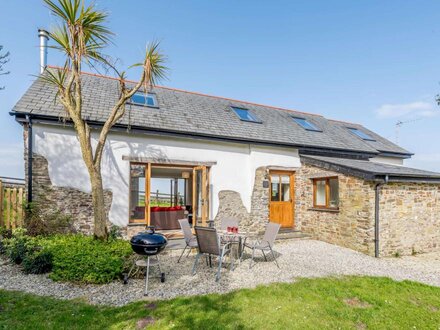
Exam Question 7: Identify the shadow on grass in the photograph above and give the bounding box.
[1,276,440,330]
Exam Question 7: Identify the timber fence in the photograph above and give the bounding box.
[0,177,26,229]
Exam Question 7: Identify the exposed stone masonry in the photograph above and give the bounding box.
[214,167,269,236]
[295,162,440,257]
[295,163,376,255]
[379,183,440,256]
[28,154,113,234]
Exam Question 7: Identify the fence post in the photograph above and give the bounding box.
[11,188,17,229]
[4,188,10,229]
[17,187,24,227]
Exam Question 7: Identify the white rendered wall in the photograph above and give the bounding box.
[33,124,300,226]
[370,156,405,166]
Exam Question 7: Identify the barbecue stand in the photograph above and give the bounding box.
[125,227,168,296]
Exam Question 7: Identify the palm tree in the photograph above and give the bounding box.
[41,0,167,239]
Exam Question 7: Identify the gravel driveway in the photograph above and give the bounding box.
[1,239,439,306]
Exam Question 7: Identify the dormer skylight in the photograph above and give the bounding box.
[348,128,375,141]
[231,106,262,123]
[130,92,158,107]
[291,116,321,131]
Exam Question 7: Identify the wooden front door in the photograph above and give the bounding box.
[269,171,294,228]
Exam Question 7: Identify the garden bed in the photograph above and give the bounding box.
[0,228,133,284]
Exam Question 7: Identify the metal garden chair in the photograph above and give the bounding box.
[240,222,281,269]
[177,219,198,263]
[192,226,233,281]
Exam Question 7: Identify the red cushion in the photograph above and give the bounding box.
[151,207,160,212]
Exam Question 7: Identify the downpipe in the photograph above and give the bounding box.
[26,115,33,204]
[374,175,389,258]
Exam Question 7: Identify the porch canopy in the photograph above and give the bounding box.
[301,155,440,183]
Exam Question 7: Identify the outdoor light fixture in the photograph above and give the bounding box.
[182,171,190,179]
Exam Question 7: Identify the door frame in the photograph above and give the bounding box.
[268,170,295,228]
[128,162,210,228]
[192,165,210,227]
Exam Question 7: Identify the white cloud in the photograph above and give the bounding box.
[376,101,438,118]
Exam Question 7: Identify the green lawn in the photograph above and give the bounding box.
[0,277,439,329]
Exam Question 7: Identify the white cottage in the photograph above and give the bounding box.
[10,68,440,257]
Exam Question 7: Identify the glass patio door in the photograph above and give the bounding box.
[192,166,209,226]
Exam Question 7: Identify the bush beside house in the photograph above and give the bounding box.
[0,228,133,284]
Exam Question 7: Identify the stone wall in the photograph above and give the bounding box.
[295,163,376,255]
[295,162,440,257]
[29,153,113,234]
[24,125,112,234]
[379,183,440,256]
[214,167,269,235]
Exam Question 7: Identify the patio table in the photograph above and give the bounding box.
[218,230,247,265]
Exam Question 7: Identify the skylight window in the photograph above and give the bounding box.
[348,128,375,141]
[291,117,321,131]
[231,107,261,123]
[130,92,158,107]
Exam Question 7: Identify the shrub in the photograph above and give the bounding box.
[0,227,13,239]
[24,198,75,237]
[22,249,53,274]
[2,228,37,264]
[0,228,13,254]
[39,235,133,284]
[109,225,123,240]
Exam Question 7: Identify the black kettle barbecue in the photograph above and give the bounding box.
[124,226,168,295]
[130,226,168,255]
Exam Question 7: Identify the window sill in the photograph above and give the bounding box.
[128,222,147,227]
[308,207,340,213]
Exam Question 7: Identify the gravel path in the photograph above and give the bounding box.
[1,239,439,306]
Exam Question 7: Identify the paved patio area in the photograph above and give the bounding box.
[1,239,439,306]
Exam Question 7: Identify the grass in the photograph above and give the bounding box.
[0,276,439,329]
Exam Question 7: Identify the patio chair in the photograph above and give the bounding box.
[240,222,281,269]
[192,226,233,281]
[177,219,198,263]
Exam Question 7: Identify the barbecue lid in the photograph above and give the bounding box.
[130,226,168,246]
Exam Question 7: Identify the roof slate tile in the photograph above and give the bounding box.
[11,72,411,156]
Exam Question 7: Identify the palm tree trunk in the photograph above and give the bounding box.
[89,169,108,240]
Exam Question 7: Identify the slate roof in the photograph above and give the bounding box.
[301,155,440,181]
[11,69,411,156]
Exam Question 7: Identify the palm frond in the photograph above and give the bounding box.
[37,66,68,90]
[129,41,168,94]
[44,0,113,67]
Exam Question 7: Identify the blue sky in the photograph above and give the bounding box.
[1,0,440,179]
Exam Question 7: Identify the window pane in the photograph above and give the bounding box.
[281,175,290,201]
[232,107,260,122]
[348,128,375,141]
[271,175,280,201]
[129,164,146,220]
[131,92,157,107]
[315,180,326,206]
[292,117,320,131]
[329,178,339,208]
[196,170,202,218]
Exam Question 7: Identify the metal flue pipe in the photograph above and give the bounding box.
[38,29,49,74]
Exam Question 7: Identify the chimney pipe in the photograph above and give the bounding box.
[38,29,49,74]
